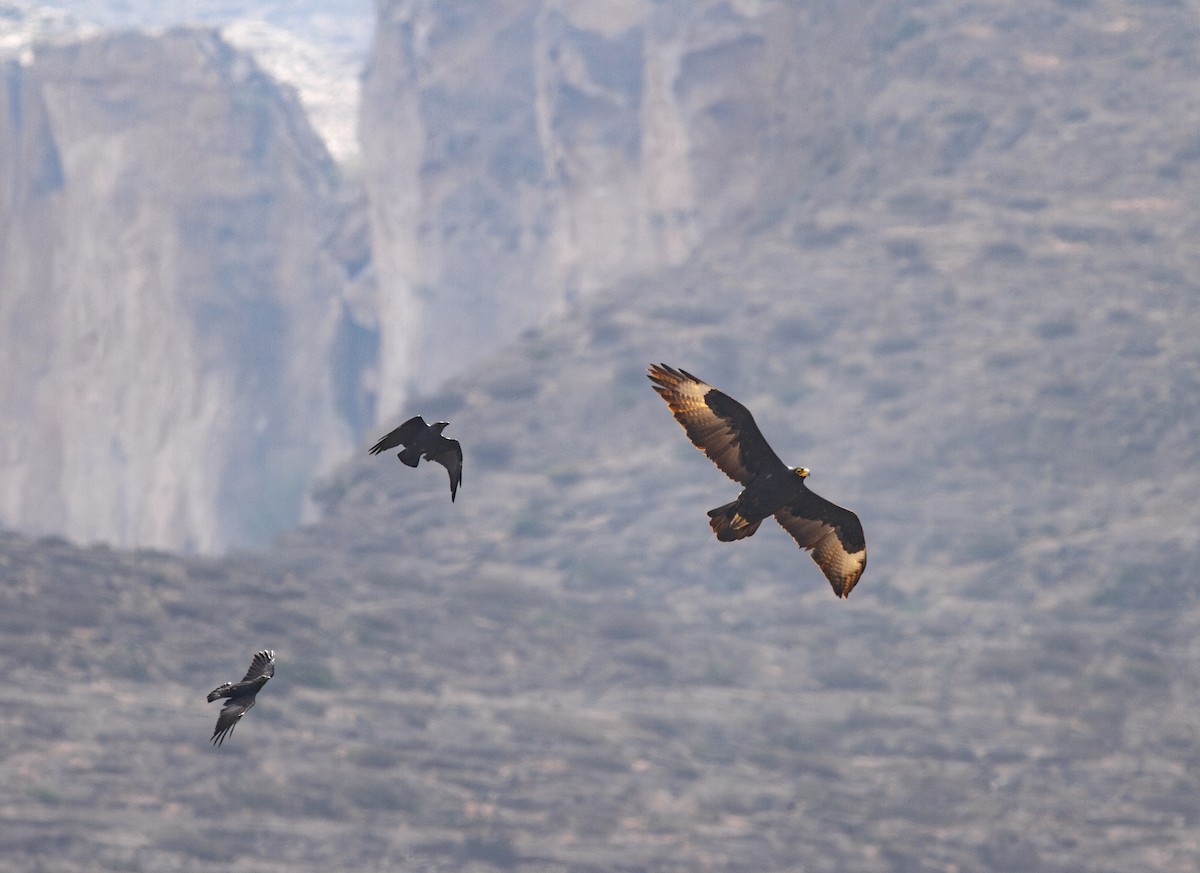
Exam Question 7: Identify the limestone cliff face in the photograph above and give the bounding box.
[0,28,366,552]
[359,0,869,408]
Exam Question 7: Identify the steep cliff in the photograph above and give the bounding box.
[359,0,876,409]
[0,28,369,552]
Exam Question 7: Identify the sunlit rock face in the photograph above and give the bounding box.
[0,28,363,552]
[359,0,863,410]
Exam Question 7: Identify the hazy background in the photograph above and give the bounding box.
[1,1,1199,871]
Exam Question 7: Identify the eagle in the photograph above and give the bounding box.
[369,415,463,502]
[207,650,275,747]
[647,364,866,598]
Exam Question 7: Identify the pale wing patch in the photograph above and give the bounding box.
[648,364,754,483]
[773,510,867,598]
[810,531,867,599]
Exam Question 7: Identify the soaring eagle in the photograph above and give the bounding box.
[647,364,866,598]
[369,415,463,502]
[207,650,275,747]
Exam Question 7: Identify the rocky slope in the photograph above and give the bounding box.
[358,0,880,409]
[0,28,369,551]
[1,23,1200,869]
[0,220,1196,872]
[2,4,1200,869]
[6,0,1198,560]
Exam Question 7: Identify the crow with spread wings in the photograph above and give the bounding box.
[207,650,275,747]
[647,364,866,598]
[369,415,463,502]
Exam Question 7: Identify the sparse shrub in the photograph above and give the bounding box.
[485,372,539,400]
[559,552,629,589]
[769,315,822,345]
[1034,317,1078,340]
[881,16,928,51]
[510,509,549,538]
[158,828,243,864]
[597,612,659,641]
[939,111,989,164]
[461,832,518,868]
[1092,560,1190,609]
[26,786,61,806]
[873,335,919,356]
[980,241,1027,264]
[546,462,582,487]
[885,237,923,260]
[651,301,720,326]
[347,746,400,769]
[866,379,905,402]
[288,660,337,689]
[792,220,859,248]
[956,531,1017,563]
[344,777,420,813]
[472,439,513,469]
[353,611,400,646]
[1051,223,1112,244]
[887,189,952,221]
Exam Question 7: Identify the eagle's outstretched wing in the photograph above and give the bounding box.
[774,492,867,598]
[647,364,786,485]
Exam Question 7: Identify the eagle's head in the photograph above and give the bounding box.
[793,467,810,480]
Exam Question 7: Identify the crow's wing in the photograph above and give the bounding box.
[239,650,275,683]
[368,416,428,455]
[647,364,787,485]
[211,695,257,747]
[427,438,463,502]
[207,681,235,702]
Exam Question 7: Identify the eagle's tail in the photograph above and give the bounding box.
[397,446,422,467]
[707,501,762,541]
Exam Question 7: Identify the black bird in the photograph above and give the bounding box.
[207,650,275,747]
[647,364,866,598]
[369,415,463,502]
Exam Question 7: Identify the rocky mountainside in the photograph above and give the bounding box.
[12,0,374,162]
[2,3,1200,867]
[5,0,1198,557]
[358,0,876,409]
[0,236,1196,871]
[0,27,372,551]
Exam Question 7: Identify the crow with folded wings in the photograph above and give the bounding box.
[647,364,866,598]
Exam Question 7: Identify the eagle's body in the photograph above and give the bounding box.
[369,415,463,501]
[706,465,807,540]
[207,650,275,747]
[647,364,866,598]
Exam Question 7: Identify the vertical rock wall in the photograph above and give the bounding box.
[359,0,874,406]
[0,29,360,551]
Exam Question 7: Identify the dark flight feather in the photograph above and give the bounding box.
[648,364,866,598]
